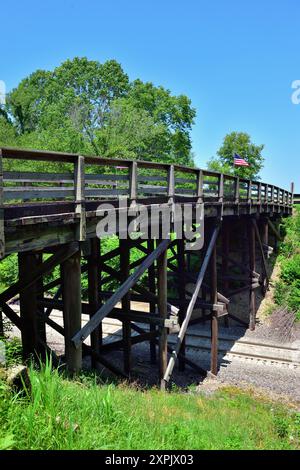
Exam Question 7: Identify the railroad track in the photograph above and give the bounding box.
[8,307,300,370]
[100,318,300,369]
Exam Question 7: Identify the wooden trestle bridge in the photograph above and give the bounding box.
[0,147,294,388]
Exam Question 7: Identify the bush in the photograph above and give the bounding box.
[274,207,300,320]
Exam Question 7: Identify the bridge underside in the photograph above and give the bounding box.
[0,206,286,388]
[0,147,293,388]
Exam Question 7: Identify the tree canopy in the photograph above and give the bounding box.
[207,132,264,180]
[0,57,196,165]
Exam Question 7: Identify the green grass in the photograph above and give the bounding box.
[0,360,299,450]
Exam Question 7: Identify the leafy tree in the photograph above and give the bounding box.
[3,57,195,166]
[95,99,170,161]
[7,70,52,133]
[0,117,16,146]
[127,80,195,164]
[207,132,264,179]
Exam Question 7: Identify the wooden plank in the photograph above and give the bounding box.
[4,171,74,183]
[157,238,168,390]
[18,252,40,359]
[61,247,82,374]
[72,237,172,349]
[196,169,204,204]
[221,220,229,328]
[1,146,76,163]
[249,220,256,331]
[177,235,186,371]
[87,238,101,367]
[137,175,167,182]
[210,238,218,375]
[4,188,75,201]
[74,155,86,241]
[148,238,157,364]
[167,165,175,205]
[120,238,131,374]
[129,161,137,204]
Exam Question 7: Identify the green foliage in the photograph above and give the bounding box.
[0,254,18,293]
[274,207,300,320]
[0,363,299,450]
[2,57,195,165]
[207,131,264,179]
[0,337,22,366]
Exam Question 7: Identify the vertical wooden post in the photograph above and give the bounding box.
[36,253,47,354]
[74,155,86,241]
[177,235,186,371]
[258,182,262,211]
[167,165,175,222]
[247,180,252,211]
[218,174,224,203]
[210,227,218,376]
[157,238,168,390]
[0,149,4,259]
[221,220,229,327]
[290,182,294,205]
[261,217,269,257]
[129,161,137,207]
[18,252,40,359]
[148,238,157,364]
[234,177,240,204]
[196,169,204,204]
[87,238,101,367]
[61,247,82,374]
[120,238,131,375]
[249,220,256,331]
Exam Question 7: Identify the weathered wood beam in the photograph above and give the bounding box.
[249,220,256,331]
[87,238,101,367]
[157,238,168,390]
[18,252,40,359]
[210,236,218,375]
[74,155,86,241]
[61,248,82,374]
[120,238,131,375]
[177,235,186,371]
[148,238,157,364]
[72,237,172,349]
[0,242,79,304]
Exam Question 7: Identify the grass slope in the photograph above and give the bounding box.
[0,361,299,450]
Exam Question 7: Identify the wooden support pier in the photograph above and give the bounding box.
[0,147,294,388]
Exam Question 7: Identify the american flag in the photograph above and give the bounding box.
[234,153,249,166]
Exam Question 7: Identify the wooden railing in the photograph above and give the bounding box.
[0,147,294,208]
[294,194,300,204]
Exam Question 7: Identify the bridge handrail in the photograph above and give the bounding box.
[0,147,294,207]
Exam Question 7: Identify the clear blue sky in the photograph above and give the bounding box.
[1,0,299,190]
